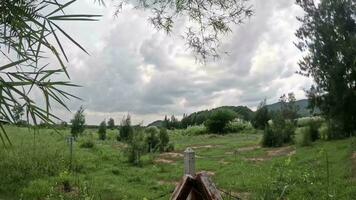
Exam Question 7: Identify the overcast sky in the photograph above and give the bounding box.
[49,0,313,125]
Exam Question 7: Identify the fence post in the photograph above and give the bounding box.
[184,147,195,176]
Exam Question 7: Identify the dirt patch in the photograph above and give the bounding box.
[237,145,261,153]
[231,192,251,200]
[192,145,215,149]
[199,170,215,176]
[219,159,230,165]
[111,143,127,149]
[154,158,174,164]
[154,152,184,164]
[160,152,183,159]
[225,145,260,155]
[243,157,267,162]
[267,146,295,157]
[244,146,296,163]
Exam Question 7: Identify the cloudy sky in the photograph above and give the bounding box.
[50,0,313,125]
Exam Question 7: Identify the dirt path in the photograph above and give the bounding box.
[154,152,183,164]
[243,146,296,163]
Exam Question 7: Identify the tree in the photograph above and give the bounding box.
[204,109,236,134]
[108,118,115,130]
[119,114,133,141]
[158,128,170,152]
[0,0,100,145]
[125,129,147,166]
[98,120,107,140]
[145,126,160,152]
[296,0,356,137]
[70,107,86,138]
[279,93,299,123]
[252,99,270,129]
[163,115,170,129]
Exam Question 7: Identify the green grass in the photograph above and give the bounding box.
[0,126,355,199]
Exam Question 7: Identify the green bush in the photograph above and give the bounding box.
[307,119,322,141]
[319,123,329,140]
[166,142,175,152]
[299,127,312,146]
[158,128,170,152]
[145,126,160,152]
[80,139,95,149]
[204,109,236,134]
[262,126,282,147]
[327,120,348,140]
[225,119,253,133]
[262,113,296,147]
[119,115,133,141]
[184,125,207,135]
[252,99,270,129]
[98,120,107,140]
[125,130,147,166]
[70,106,86,138]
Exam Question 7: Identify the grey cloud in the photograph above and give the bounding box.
[51,0,312,124]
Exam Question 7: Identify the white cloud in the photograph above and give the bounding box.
[46,0,313,125]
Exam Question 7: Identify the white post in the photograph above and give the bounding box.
[184,147,195,176]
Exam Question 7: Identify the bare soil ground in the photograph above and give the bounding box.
[244,146,296,163]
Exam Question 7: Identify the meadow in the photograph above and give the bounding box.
[0,125,355,200]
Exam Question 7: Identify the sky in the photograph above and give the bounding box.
[46,0,314,125]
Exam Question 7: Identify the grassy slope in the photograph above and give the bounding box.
[0,126,355,199]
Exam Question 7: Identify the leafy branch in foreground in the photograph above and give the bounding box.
[0,0,101,145]
[111,0,253,61]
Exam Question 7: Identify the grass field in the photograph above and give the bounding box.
[0,126,355,199]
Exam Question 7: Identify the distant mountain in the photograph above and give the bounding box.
[147,99,318,127]
[265,99,319,117]
[147,120,164,127]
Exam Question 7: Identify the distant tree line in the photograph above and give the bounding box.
[156,106,254,130]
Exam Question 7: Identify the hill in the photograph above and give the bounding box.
[265,99,318,117]
[147,120,164,127]
[170,106,254,128]
[147,99,318,127]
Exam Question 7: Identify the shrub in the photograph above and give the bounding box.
[70,106,85,138]
[262,113,296,147]
[166,142,175,152]
[98,120,107,140]
[158,128,170,152]
[145,126,160,152]
[108,118,115,130]
[262,126,282,147]
[119,114,133,141]
[80,139,95,149]
[299,127,312,146]
[184,125,207,135]
[125,130,147,165]
[204,109,236,134]
[308,119,322,141]
[225,119,253,133]
[319,123,329,140]
[252,99,270,129]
